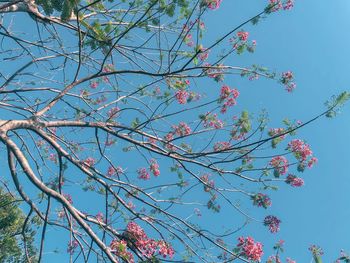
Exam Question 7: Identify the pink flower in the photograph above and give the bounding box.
[286,174,304,187]
[175,90,189,104]
[264,215,281,233]
[252,193,272,209]
[107,166,116,176]
[173,122,192,136]
[269,156,289,176]
[206,0,222,10]
[237,31,249,41]
[283,0,294,10]
[158,240,175,258]
[150,159,160,177]
[219,85,240,113]
[213,141,231,151]
[237,236,263,261]
[308,157,318,168]
[286,258,296,263]
[287,139,313,162]
[90,81,99,89]
[83,157,95,167]
[138,168,150,180]
[125,222,174,259]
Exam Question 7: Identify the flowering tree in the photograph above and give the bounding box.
[0,0,348,262]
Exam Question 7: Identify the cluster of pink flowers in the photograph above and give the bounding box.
[125,222,174,259]
[237,31,249,41]
[110,239,134,263]
[230,31,256,54]
[269,0,294,12]
[138,160,160,180]
[286,258,297,263]
[237,236,263,262]
[219,85,240,113]
[307,157,318,168]
[252,193,272,209]
[285,174,304,187]
[137,168,150,180]
[213,141,231,151]
[287,139,317,169]
[175,90,189,104]
[172,122,192,136]
[269,156,289,176]
[107,166,123,177]
[264,215,281,233]
[83,157,95,167]
[200,174,215,192]
[206,0,222,10]
[102,64,114,73]
[150,159,160,176]
[280,71,296,92]
[90,81,99,89]
[201,112,224,129]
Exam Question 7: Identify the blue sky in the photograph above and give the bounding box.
[201,0,350,261]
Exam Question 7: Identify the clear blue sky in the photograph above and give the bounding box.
[202,0,350,261]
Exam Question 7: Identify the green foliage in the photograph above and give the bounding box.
[325,91,350,118]
[0,188,37,262]
[35,0,80,21]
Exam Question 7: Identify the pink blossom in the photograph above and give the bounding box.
[90,81,99,89]
[308,157,318,168]
[173,122,192,136]
[287,139,313,161]
[252,193,272,209]
[264,215,281,233]
[237,31,249,41]
[138,168,150,180]
[158,240,175,258]
[150,159,160,177]
[286,174,304,187]
[237,236,263,261]
[213,141,231,151]
[83,157,95,167]
[269,156,289,176]
[286,258,296,263]
[206,0,222,10]
[175,90,189,104]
